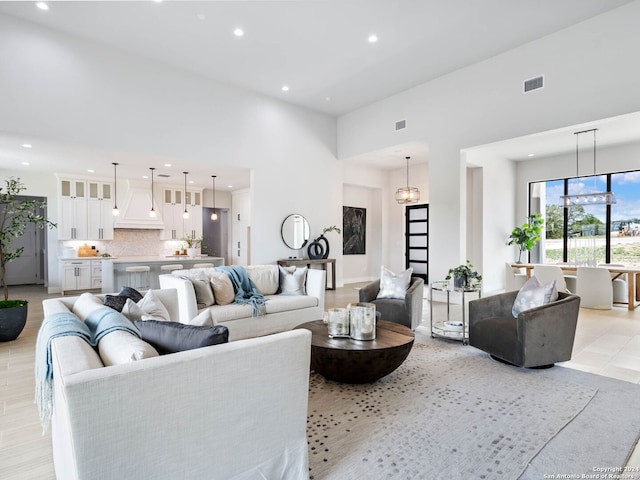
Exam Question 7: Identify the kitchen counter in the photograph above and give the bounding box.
[101,256,225,293]
[107,255,218,263]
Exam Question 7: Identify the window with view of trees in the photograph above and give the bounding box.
[530,170,640,267]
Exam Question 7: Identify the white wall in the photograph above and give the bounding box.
[337,1,640,286]
[0,13,340,290]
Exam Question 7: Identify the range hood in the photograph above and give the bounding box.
[114,183,165,230]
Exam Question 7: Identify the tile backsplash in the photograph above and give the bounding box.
[60,229,186,258]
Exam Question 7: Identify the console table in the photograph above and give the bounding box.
[277,258,336,290]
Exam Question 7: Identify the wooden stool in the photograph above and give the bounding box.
[124,265,151,290]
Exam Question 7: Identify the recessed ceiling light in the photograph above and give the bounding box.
[527,153,535,157]
[227,185,233,188]
[153,0,163,3]
[21,143,32,148]
[234,28,244,37]
[21,161,30,166]
[36,2,49,11]
[368,34,378,43]
[189,180,194,184]
[282,86,289,92]
[325,96,331,102]
[142,175,149,179]
[87,169,95,173]
[164,163,172,167]
[196,13,206,21]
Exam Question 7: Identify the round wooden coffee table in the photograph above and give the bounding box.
[295,319,415,383]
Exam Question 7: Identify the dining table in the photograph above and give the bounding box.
[511,263,640,311]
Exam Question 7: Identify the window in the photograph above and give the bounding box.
[531,169,640,267]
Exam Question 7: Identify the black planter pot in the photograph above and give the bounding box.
[0,303,28,342]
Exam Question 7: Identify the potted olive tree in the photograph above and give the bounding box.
[507,213,544,263]
[0,177,56,341]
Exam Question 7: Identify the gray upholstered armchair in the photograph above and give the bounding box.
[468,291,580,368]
[358,276,424,330]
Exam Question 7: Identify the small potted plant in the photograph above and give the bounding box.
[445,260,482,290]
[507,213,544,263]
[0,177,56,341]
[182,235,204,257]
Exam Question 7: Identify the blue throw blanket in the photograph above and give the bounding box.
[35,307,140,431]
[216,265,267,316]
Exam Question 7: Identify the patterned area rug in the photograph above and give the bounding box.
[306,331,635,480]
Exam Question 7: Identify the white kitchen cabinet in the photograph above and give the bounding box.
[161,188,203,240]
[58,179,88,240]
[184,190,203,240]
[231,189,251,266]
[161,188,185,240]
[60,260,92,295]
[87,181,114,240]
[91,260,103,289]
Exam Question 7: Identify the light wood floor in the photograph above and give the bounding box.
[1,284,638,479]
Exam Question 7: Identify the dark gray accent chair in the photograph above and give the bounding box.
[468,290,581,368]
[358,276,424,330]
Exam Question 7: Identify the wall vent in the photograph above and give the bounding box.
[524,75,544,93]
[395,119,407,131]
[157,174,171,178]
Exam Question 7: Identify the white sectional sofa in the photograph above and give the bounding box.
[41,289,312,480]
[159,265,325,341]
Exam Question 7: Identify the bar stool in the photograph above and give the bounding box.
[160,264,183,273]
[193,263,215,268]
[124,265,151,291]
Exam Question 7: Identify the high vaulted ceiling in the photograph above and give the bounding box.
[0,0,632,117]
[0,1,636,186]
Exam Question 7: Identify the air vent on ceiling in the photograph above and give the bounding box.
[395,119,407,131]
[524,75,544,93]
[157,174,171,178]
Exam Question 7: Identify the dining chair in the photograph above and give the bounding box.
[598,263,628,304]
[504,262,527,291]
[576,267,613,310]
[532,265,567,293]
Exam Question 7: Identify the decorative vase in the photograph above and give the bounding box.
[348,302,376,340]
[327,308,350,338]
[317,234,330,259]
[187,247,200,258]
[307,240,325,260]
[0,303,28,342]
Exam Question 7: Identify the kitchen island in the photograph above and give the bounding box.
[101,256,224,293]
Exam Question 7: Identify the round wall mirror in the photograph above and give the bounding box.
[281,214,310,249]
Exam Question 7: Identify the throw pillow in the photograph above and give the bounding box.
[97,331,159,366]
[376,266,413,300]
[278,266,307,295]
[134,320,229,355]
[190,309,214,327]
[103,294,128,312]
[103,287,145,312]
[245,265,280,295]
[210,270,235,305]
[177,272,215,308]
[119,286,144,303]
[512,276,557,318]
[121,298,145,322]
[137,290,171,322]
[71,292,105,320]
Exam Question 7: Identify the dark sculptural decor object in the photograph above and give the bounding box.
[307,239,325,259]
[316,234,329,259]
